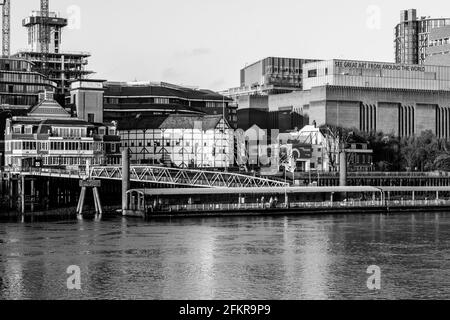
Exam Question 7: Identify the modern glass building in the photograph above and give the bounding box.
[103,81,237,129]
[395,9,450,65]
[0,57,57,166]
[0,57,56,107]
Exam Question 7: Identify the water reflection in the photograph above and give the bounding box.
[1,213,450,300]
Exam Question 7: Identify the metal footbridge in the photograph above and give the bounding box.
[10,166,289,188]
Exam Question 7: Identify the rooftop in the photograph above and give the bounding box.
[104,81,232,102]
[117,114,227,131]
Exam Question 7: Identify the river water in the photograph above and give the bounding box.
[0,212,450,300]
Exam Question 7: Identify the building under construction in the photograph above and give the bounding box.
[0,0,93,107]
[14,8,93,105]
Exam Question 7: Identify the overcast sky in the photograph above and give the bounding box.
[12,0,450,91]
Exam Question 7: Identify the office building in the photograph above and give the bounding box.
[0,57,56,108]
[395,9,450,65]
[269,59,450,139]
[224,57,322,99]
[0,57,57,166]
[103,81,237,128]
[223,57,317,133]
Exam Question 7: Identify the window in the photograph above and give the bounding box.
[154,98,170,104]
[307,69,317,78]
[88,113,95,123]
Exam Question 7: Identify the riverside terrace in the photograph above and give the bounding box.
[124,186,450,218]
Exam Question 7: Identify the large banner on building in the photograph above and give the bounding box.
[289,140,313,160]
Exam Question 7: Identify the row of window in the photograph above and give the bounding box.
[103,97,229,108]
[0,95,38,106]
[429,38,450,47]
[5,141,104,152]
[0,60,31,72]
[0,72,49,83]
[122,139,228,148]
[0,84,51,94]
[126,147,227,155]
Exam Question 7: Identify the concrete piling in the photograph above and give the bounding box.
[339,151,347,187]
[122,149,130,214]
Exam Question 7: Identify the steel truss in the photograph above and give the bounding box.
[90,166,288,188]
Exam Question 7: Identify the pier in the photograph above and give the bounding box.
[124,185,450,218]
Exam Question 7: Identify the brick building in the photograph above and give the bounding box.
[268,59,450,139]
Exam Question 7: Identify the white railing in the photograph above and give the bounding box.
[153,199,450,213]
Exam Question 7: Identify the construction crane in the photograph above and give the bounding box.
[40,0,50,75]
[0,0,10,57]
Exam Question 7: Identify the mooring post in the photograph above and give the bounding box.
[122,149,130,215]
[8,177,13,209]
[30,179,35,213]
[21,175,25,215]
[339,150,347,187]
[46,180,50,210]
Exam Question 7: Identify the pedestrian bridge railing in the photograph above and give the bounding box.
[90,166,289,188]
[4,166,289,188]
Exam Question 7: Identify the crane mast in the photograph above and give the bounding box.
[1,0,10,57]
[40,0,49,75]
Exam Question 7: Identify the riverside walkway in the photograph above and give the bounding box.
[124,186,450,217]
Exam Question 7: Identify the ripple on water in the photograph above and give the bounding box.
[1,213,450,299]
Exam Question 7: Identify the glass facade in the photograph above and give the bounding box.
[0,58,56,107]
[240,57,321,92]
[395,9,450,65]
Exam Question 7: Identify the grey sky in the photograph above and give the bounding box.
[12,0,450,91]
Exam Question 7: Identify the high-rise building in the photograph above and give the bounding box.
[14,10,93,105]
[395,9,450,65]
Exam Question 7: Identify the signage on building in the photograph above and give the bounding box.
[335,60,426,73]
[71,81,104,90]
[79,180,101,188]
[289,141,313,159]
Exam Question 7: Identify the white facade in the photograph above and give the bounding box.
[278,125,336,173]
[119,117,234,168]
[303,59,450,91]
